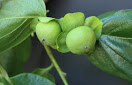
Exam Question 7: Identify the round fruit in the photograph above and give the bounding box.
[36,21,61,46]
[66,26,96,54]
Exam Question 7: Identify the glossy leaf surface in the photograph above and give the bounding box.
[10,73,55,85]
[33,64,55,83]
[0,0,46,53]
[88,9,132,82]
[0,37,31,76]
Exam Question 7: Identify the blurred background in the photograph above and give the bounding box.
[26,0,132,85]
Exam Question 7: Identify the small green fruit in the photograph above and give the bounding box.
[66,26,96,54]
[36,21,61,46]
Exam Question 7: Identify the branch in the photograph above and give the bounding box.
[43,43,69,85]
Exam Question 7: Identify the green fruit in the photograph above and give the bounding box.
[66,26,96,54]
[36,21,61,46]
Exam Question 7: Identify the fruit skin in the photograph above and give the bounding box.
[66,26,96,54]
[36,21,61,46]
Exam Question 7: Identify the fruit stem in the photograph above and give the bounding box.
[43,43,69,85]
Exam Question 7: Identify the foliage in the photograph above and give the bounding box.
[88,10,132,82]
[0,0,132,84]
[0,37,31,76]
[0,0,46,53]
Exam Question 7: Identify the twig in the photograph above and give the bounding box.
[43,43,68,85]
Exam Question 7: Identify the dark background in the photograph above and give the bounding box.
[26,0,132,85]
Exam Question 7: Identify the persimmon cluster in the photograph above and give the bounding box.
[35,12,103,54]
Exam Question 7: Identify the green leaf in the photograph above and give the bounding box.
[51,45,57,50]
[0,0,46,53]
[0,83,4,85]
[102,20,132,38]
[10,73,55,85]
[84,16,103,40]
[98,9,132,24]
[32,64,55,83]
[88,9,132,82]
[97,10,117,20]
[33,64,53,75]
[30,18,39,31]
[0,65,13,85]
[38,17,55,23]
[0,77,13,85]
[0,1,2,8]
[62,12,85,32]
[42,73,55,83]
[56,32,69,53]
[56,17,63,28]
[0,37,31,76]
